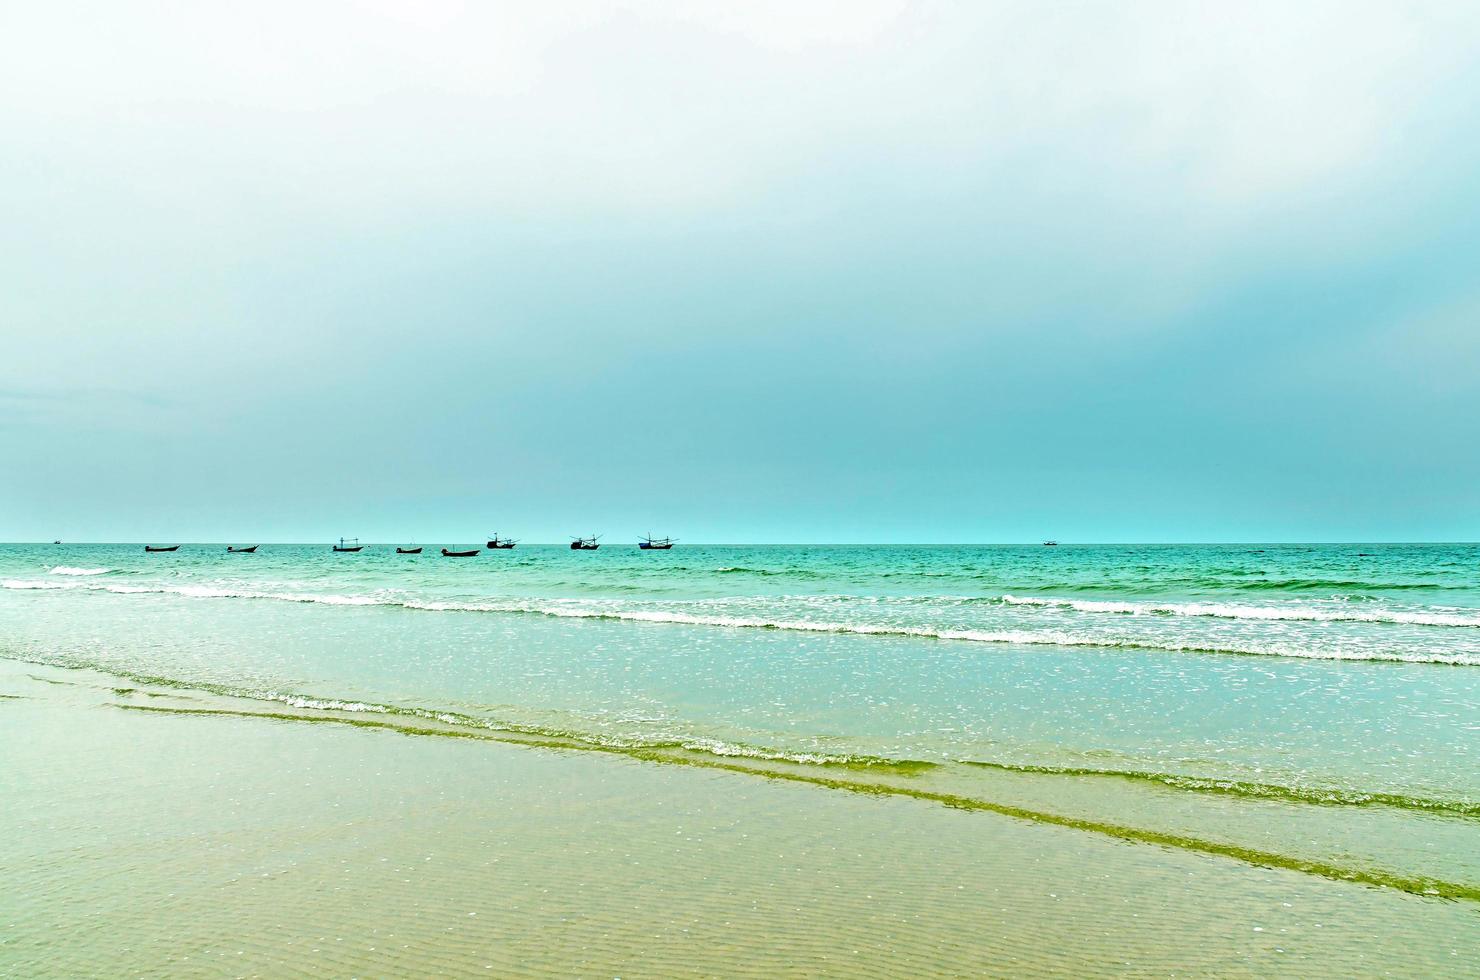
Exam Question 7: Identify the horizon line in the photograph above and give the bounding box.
[6,541,1478,548]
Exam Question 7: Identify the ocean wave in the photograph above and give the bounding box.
[48,566,112,576]
[999,594,1480,628]
[491,605,1479,664]
[263,693,392,714]
[950,576,1464,594]
[1223,578,1461,592]
[3,579,74,589]
[5,577,1478,665]
[712,565,822,578]
[1,579,387,604]
[675,736,862,766]
[19,650,1478,825]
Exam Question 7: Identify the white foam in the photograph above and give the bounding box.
[5,578,1477,665]
[299,593,384,606]
[265,693,390,713]
[1000,594,1480,629]
[482,603,1480,665]
[48,566,111,576]
[678,736,853,765]
[2,579,74,590]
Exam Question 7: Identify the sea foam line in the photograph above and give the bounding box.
[4,578,1478,665]
[999,594,1480,628]
[47,566,112,576]
[13,650,1480,825]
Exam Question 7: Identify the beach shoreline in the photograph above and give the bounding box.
[3,657,1475,977]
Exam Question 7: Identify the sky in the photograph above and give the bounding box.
[3,1,1480,543]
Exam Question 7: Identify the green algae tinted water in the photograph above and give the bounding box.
[2,542,1478,902]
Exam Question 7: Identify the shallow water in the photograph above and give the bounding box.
[2,542,1478,907]
[3,663,1477,977]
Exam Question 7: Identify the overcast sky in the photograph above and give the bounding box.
[3,1,1479,542]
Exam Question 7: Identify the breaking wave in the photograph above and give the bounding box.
[999,595,1480,628]
[4,577,1478,665]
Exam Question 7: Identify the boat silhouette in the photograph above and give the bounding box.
[397,546,422,554]
[639,535,675,550]
[333,537,363,553]
[144,545,180,553]
[570,535,600,550]
[226,545,258,553]
[486,533,517,549]
[441,547,480,557]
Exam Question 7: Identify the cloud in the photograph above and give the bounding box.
[4,1,1475,220]
[3,2,1480,538]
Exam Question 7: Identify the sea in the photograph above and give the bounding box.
[3,541,1478,908]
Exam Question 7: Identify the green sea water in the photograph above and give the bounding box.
[2,542,1478,905]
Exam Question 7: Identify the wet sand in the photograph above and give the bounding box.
[2,660,1475,977]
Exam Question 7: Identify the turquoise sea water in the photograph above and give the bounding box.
[4,542,1478,896]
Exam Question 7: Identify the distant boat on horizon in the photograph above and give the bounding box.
[441,547,480,557]
[397,546,422,554]
[570,535,600,550]
[486,533,517,549]
[639,535,675,550]
[144,545,179,553]
[333,537,363,553]
[1043,540,1059,546]
[226,545,258,553]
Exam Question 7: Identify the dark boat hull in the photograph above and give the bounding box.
[570,544,599,550]
[441,548,480,557]
[486,542,516,549]
[397,547,423,554]
[332,546,363,552]
[227,546,258,553]
[144,546,180,552]
[638,543,673,550]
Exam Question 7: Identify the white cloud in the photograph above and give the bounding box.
[3,0,1475,220]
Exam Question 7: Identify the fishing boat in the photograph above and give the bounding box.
[441,547,480,557]
[397,546,422,554]
[638,535,675,550]
[333,537,363,553]
[144,545,179,552]
[570,535,600,550]
[1042,540,1059,547]
[486,533,517,549]
[226,545,258,553]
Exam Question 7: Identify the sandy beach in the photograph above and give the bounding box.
[4,656,1475,977]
